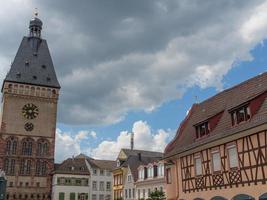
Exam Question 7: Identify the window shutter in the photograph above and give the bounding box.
[70,193,75,200]
[154,165,158,177]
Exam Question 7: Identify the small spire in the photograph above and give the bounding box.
[130,133,134,150]
[29,9,43,38]
[34,8,38,17]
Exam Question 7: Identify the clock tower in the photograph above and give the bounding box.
[0,13,60,199]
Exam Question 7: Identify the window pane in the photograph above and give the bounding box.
[228,147,238,168]
[195,157,202,176]
[212,152,221,172]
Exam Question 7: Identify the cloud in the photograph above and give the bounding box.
[55,129,82,162]
[90,131,97,139]
[91,121,172,160]
[55,129,98,162]
[1,1,267,125]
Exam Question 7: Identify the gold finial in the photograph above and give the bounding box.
[34,8,38,17]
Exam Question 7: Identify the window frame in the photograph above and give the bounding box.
[166,168,172,184]
[194,155,203,177]
[230,104,251,126]
[211,149,222,173]
[227,144,239,170]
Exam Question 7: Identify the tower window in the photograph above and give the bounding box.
[37,140,49,156]
[25,61,29,66]
[36,160,47,176]
[42,65,46,69]
[4,158,15,175]
[33,75,37,80]
[20,159,32,175]
[21,138,33,156]
[6,137,17,155]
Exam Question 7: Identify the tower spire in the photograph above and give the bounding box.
[29,8,42,38]
[130,133,134,150]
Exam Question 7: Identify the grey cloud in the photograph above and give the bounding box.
[0,0,266,125]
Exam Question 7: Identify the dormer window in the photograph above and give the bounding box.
[116,160,120,167]
[195,121,210,139]
[138,167,144,180]
[231,105,251,126]
[147,166,153,178]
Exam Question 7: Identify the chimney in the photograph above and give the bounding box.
[131,133,134,150]
[138,153,141,161]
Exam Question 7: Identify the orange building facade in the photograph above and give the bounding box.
[164,73,267,200]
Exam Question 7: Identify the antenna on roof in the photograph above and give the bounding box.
[194,95,199,103]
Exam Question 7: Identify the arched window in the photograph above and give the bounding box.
[4,158,15,175]
[211,197,227,200]
[232,194,255,200]
[41,88,46,97]
[37,139,49,156]
[259,193,267,200]
[36,160,47,176]
[30,87,35,96]
[36,87,40,96]
[25,86,29,95]
[20,159,32,175]
[8,84,12,93]
[52,89,56,98]
[6,137,17,155]
[21,138,33,156]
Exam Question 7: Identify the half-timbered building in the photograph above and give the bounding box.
[164,72,267,200]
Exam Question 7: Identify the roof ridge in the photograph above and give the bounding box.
[198,71,267,106]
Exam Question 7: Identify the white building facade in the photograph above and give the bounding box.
[135,161,165,200]
[123,167,135,200]
[52,157,91,200]
[86,158,116,200]
[52,155,116,200]
[52,174,90,200]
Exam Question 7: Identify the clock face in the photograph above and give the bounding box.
[24,122,34,131]
[22,103,39,119]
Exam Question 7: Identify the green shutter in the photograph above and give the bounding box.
[59,193,65,200]
[70,193,75,200]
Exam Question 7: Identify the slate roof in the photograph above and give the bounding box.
[87,158,116,170]
[4,36,60,89]
[74,153,116,170]
[122,155,162,182]
[164,72,267,158]
[54,157,90,175]
[121,149,163,158]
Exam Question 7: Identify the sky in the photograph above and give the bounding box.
[0,0,267,162]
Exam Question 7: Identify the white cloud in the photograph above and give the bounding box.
[55,129,82,162]
[1,1,267,125]
[55,129,92,162]
[91,121,172,160]
[74,130,89,141]
[90,131,97,139]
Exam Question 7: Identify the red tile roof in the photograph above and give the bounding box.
[164,72,267,158]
